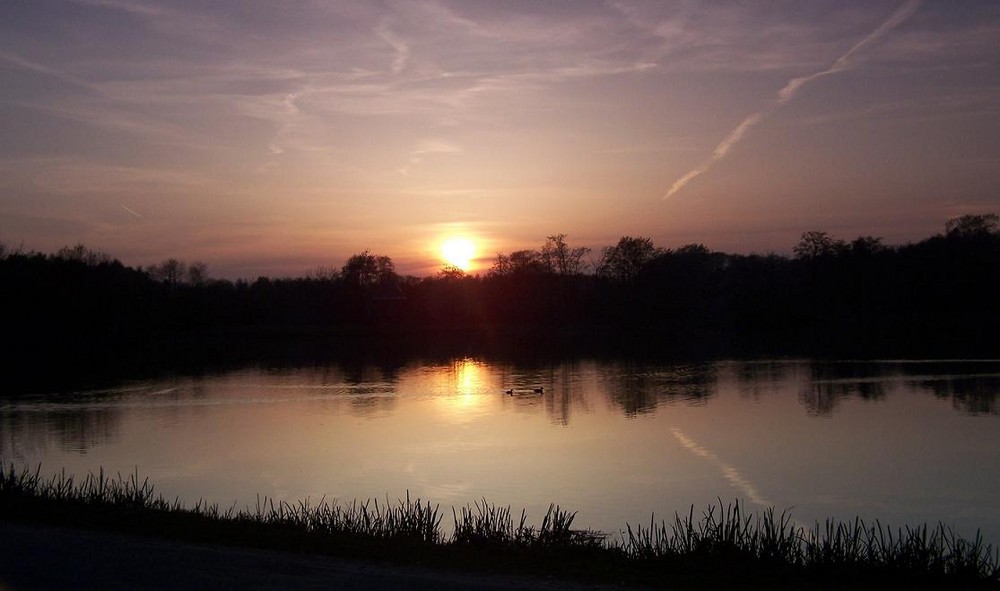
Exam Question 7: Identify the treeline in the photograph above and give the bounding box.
[2,214,999,368]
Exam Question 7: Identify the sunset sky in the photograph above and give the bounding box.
[2,1,998,278]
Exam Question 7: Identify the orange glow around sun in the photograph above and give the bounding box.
[441,237,476,271]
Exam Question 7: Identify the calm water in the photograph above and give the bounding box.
[3,358,1000,543]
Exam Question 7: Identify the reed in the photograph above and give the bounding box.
[802,517,1000,580]
[236,492,442,545]
[621,500,801,563]
[452,499,532,547]
[3,464,998,588]
[0,464,180,511]
[617,499,1000,586]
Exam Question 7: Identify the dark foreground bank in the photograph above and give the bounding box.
[2,466,999,590]
[0,521,617,591]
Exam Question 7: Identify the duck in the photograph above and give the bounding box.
[504,387,544,396]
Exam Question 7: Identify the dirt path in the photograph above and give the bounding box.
[0,521,632,590]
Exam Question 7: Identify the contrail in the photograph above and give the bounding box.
[671,427,771,507]
[664,0,921,199]
[778,0,921,105]
[120,204,144,219]
[664,112,764,197]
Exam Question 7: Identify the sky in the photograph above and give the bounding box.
[1,1,998,278]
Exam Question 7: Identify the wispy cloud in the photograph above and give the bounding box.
[601,141,697,155]
[609,1,850,74]
[664,0,921,199]
[31,159,207,195]
[0,51,102,94]
[397,139,463,176]
[7,1,672,173]
[70,0,167,17]
[374,22,410,76]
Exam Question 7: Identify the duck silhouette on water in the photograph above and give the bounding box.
[505,387,544,396]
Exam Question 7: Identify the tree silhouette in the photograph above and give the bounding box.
[438,264,466,279]
[145,258,209,287]
[147,258,185,286]
[490,249,548,277]
[596,236,660,282]
[540,234,590,275]
[848,236,886,256]
[946,213,999,239]
[186,261,209,286]
[3,212,997,370]
[342,251,395,287]
[306,265,340,281]
[54,244,112,266]
[793,231,846,260]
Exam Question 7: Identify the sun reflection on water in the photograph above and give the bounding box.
[457,359,486,392]
[436,359,493,418]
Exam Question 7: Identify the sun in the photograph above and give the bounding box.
[441,237,476,271]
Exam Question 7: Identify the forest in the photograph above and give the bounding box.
[2,213,998,384]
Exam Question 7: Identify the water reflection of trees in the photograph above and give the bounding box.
[493,363,585,426]
[602,363,718,417]
[797,362,1000,416]
[542,363,592,426]
[0,407,122,461]
[799,363,890,416]
[733,361,793,399]
[298,362,403,418]
[799,380,889,416]
[339,365,401,418]
[894,361,1000,415]
[922,376,1000,415]
[339,360,407,385]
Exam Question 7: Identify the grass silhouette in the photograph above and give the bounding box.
[2,464,998,589]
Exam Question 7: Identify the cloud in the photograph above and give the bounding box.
[68,0,230,47]
[413,140,463,155]
[31,159,207,195]
[9,1,673,172]
[397,139,463,176]
[0,51,102,94]
[70,0,167,17]
[664,0,922,199]
[374,23,411,76]
[609,1,851,74]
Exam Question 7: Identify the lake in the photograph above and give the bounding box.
[3,358,999,544]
